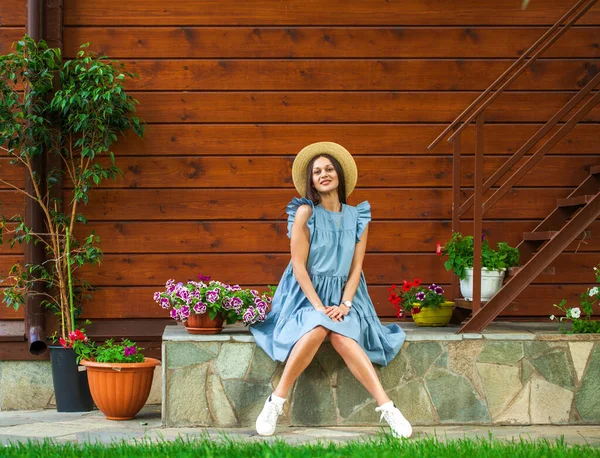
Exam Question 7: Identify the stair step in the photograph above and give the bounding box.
[508,266,556,276]
[523,231,558,241]
[557,195,596,208]
[590,165,600,176]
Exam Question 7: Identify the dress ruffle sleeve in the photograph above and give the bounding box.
[356,200,372,242]
[286,197,315,239]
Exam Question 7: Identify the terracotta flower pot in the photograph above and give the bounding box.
[184,312,225,334]
[80,357,160,420]
[412,301,456,327]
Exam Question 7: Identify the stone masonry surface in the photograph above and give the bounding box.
[162,323,600,427]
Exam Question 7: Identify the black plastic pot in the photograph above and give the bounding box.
[49,346,94,412]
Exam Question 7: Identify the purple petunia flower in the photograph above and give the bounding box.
[428,283,437,291]
[222,296,233,310]
[124,346,137,357]
[198,274,211,282]
[153,292,161,302]
[170,308,179,320]
[250,290,259,298]
[243,306,256,324]
[231,285,242,291]
[193,302,207,314]
[160,297,170,309]
[177,289,191,303]
[434,286,444,295]
[206,289,220,304]
[180,305,190,319]
[166,279,176,293]
[416,291,426,301]
[231,297,243,308]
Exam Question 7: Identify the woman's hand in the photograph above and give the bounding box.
[313,304,327,313]
[325,305,350,322]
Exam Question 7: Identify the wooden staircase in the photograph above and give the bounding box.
[427,0,600,332]
[459,170,600,333]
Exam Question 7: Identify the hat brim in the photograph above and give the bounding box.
[292,142,358,198]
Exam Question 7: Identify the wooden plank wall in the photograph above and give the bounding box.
[1,1,600,339]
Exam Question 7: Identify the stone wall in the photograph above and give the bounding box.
[162,326,600,427]
[0,360,162,411]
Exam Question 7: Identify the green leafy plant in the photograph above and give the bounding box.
[551,264,600,334]
[72,335,145,364]
[0,35,144,342]
[436,232,519,280]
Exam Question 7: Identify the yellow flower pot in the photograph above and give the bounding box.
[411,301,455,327]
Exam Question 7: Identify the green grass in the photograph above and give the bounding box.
[1,434,599,458]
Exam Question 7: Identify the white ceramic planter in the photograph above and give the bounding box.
[460,267,506,301]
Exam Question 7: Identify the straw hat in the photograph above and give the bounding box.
[292,142,358,198]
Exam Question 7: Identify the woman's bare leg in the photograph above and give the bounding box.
[329,332,390,406]
[273,326,330,398]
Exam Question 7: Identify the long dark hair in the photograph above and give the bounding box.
[305,154,347,206]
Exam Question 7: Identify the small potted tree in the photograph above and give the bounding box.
[436,232,519,301]
[0,36,143,411]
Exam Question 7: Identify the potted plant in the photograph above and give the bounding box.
[550,264,600,334]
[436,232,519,301]
[153,274,272,334]
[73,335,160,420]
[0,36,144,411]
[388,279,455,327]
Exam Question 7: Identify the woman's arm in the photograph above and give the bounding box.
[326,224,369,321]
[290,205,327,312]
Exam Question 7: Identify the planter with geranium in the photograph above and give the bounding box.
[48,329,94,412]
[389,279,455,327]
[154,274,272,334]
[73,337,159,420]
[436,232,519,301]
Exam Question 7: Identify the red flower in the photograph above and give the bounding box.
[411,307,421,315]
[396,310,404,319]
[402,281,412,292]
[436,243,442,256]
[59,337,67,348]
[388,284,397,293]
[413,278,421,287]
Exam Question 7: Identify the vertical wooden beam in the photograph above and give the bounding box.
[451,128,461,302]
[472,113,484,313]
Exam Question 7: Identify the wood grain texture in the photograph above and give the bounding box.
[58,188,570,221]
[3,220,597,255]
[0,0,25,26]
[118,59,600,91]
[133,92,600,123]
[4,155,593,189]
[63,0,600,26]
[0,28,24,54]
[64,26,600,59]
[76,252,597,286]
[111,124,600,156]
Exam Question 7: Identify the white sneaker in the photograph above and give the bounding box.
[375,402,412,438]
[256,396,284,436]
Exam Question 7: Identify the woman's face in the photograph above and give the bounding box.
[311,156,339,195]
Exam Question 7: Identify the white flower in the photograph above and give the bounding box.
[549,315,555,321]
[589,286,599,297]
[570,307,581,319]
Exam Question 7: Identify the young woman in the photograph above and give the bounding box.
[250,142,410,438]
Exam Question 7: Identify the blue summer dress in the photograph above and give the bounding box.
[250,197,406,366]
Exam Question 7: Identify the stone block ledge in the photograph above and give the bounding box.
[162,324,600,428]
